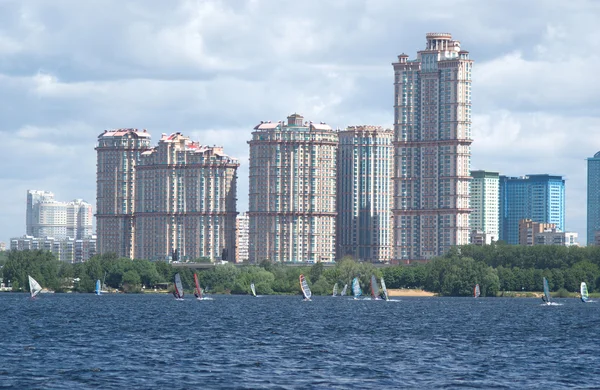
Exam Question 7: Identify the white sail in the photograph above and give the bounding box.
[474,284,480,298]
[299,274,312,300]
[174,273,184,299]
[581,282,589,303]
[332,283,338,297]
[380,277,389,301]
[28,275,42,298]
[250,283,257,297]
[341,284,348,297]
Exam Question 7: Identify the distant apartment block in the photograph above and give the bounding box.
[10,235,97,263]
[336,125,393,262]
[96,129,152,258]
[0,242,6,251]
[248,113,337,263]
[392,33,473,261]
[534,229,578,247]
[587,152,600,245]
[469,171,499,244]
[236,212,249,263]
[134,132,239,262]
[518,219,556,246]
[25,190,93,240]
[500,175,565,245]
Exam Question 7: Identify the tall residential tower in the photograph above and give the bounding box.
[336,125,393,262]
[392,33,473,260]
[587,152,600,245]
[469,171,499,244]
[248,114,337,263]
[499,174,565,245]
[95,129,151,258]
[134,133,239,262]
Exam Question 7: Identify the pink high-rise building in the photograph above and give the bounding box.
[392,33,473,261]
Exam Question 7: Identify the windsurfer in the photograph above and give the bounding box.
[541,295,547,303]
[173,291,178,299]
[194,291,199,298]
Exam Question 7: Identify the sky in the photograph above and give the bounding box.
[1,0,600,246]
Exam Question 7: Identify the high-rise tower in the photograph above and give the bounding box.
[337,125,393,262]
[248,114,337,263]
[95,128,151,258]
[587,152,600,245]
[499,174,565,245]
[469,171,499,244]
[134,133,239,262]
[392,33,473,260]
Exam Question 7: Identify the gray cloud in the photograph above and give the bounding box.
[1,0,599,245]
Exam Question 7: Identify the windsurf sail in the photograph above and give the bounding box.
[299,274,312,300]
[352,277,362,299]
[332,283,338,297]
[581,282,589,303]
[174,273,184,299]
[194,273,203,299]
[95,279,101,295]
[474,284,480,298]
[341,284,348,297]
[28,275,42,298]
[250,282,256,297]
[370,275,380,299]
[380,277,389,301]
[543,277,551,304]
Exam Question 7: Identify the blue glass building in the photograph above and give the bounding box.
[499,174,565,245]
[587,152,600,245]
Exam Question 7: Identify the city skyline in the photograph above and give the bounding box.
[1,1,600,246]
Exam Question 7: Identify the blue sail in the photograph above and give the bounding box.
[543,277,551,303]
[95,279,101,295]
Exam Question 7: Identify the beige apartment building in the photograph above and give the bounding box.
[134,132,239,262]
[392,33,473,261]
[336,125,393,262]
[96,129,152,258]
[248,114,337,263]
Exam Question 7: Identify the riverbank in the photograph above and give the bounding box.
[387,288,436,297]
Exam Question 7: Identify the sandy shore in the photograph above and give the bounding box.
[387,288,435,297]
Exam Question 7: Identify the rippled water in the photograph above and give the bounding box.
[1,293,599,389]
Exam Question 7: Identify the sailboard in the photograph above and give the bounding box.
[581,282,590,303]
[299,274,312,301]
[250,282,257,297]
[370,275,380,300]
[474,284,480,298]
[28,275,42,298]
[340,284,348,297]
[174,273,184,300]
[194,273,203,300]
[95,279,101,295]
[380,277,389,301]
[542,277,551,304]
[332,283,338,297]
[352,277,362,299]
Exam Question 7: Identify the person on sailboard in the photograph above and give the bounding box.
[194,291,199,298]
[541,295,547,303]
[172,291,178,299]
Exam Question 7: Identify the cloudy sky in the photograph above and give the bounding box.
[1,0,599,246]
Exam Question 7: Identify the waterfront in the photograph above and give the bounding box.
[1,294,599,388]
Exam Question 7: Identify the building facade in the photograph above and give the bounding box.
[95,129,152,258]
[336,125,393,262]
[469,171,499,244]
[500,175,565,245]
[236,212,249,263]
[134,132,239,262]
[392,33,473,261]
[26,190,54,235]
[518,219,556,246]
[26,191,93,240]
[248,114,337,263]
[10,235,97,263]
[534,229,578,247]
[587,152,600,245]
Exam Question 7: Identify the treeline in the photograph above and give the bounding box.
[2,244,600,297]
